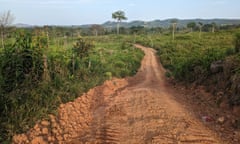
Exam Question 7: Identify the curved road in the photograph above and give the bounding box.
[13,44,222,144]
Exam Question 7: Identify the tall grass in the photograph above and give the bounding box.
[0,33,143,142]
[136,31,236,82]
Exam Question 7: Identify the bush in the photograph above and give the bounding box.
[0,34,144,142]
[1,33,44,93]
[235,33,240,53]
[0,32,45,142]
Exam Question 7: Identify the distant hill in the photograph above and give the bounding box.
[14,23,34,28]
[101,19,240,28]
[13,19,240,28]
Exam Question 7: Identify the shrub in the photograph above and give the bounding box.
[235,33,240,53]
[0,33,44,93]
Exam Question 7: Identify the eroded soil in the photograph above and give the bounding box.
[13,45,239,144]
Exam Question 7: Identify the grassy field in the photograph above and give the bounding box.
[1,27,240,142]
[0,33,143,142]
[136,28,240,109]
[136,30,237,81]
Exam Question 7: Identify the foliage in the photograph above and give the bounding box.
[73,37,93,58]
[112,10,127,35]
[187,22,196,32]
[136,29,240,108]
[0,32,43,93]
[0,33,143,143]
[136,30,235,82]
[235,32,240,53]
[0,10,15,49]
[112,10,127,22]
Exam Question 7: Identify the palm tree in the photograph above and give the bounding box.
[112,10,127,35]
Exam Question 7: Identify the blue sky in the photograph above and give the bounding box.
[1,0,240,25]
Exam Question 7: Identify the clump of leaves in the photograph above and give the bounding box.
[73,37,94,58]
[0,32,44,93]
[68,38,94,75]
[0,31,44,143]
[235,33,240,53]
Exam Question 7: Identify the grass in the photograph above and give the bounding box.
[135,28,240,109]
[136,30,237,82]
[0,34,144,143]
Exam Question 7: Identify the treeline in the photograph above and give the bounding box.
[7,22,240,39]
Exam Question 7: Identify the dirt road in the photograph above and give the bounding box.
[13,44,222,144]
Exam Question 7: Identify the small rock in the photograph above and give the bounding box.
[233,106,240,117]
[34,124,39,130]
[51,122,58,128]
[52,128,58,134]
[58,128,63,134]
[158,119,164,124]
[202,116,213,122]
[63,134,69,140]
[220,127,225,131]
[42,127,49,135]
[56,135,63,141]
[210,60,223,74]
[226,115,231,119]
[12,134,28,143]
[31,136,47,144]
[41,120,50,126]
[217,91,224,96]
[48,136,52,142]
[234,138,239,142]
[60,104,64,108]
[217,117,225,124]
[219,102,228,109]
[49,114,56,122]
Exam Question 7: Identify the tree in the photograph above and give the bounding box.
[112,10,127,35]
[171,19,178,40]
[90,24,104,36]
[187,22,196,32]
[198,22,203,38]
[0,10,15,49]
[235,33,240,53]
[211,22,216,33]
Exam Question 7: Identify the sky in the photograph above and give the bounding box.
[1,0,240,25]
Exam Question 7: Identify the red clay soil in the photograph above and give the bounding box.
[12,44,239,144]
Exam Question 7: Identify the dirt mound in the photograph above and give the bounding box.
[12,78,128,144]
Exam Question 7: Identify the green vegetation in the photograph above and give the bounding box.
[0,30,143,142]
[136,28,240,107]
[235,32,240,53]
[136,31,234,80]
[1,12,240,142]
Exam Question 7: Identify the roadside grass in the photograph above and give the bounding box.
[135,30,236,81]
[0,34,144,143]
